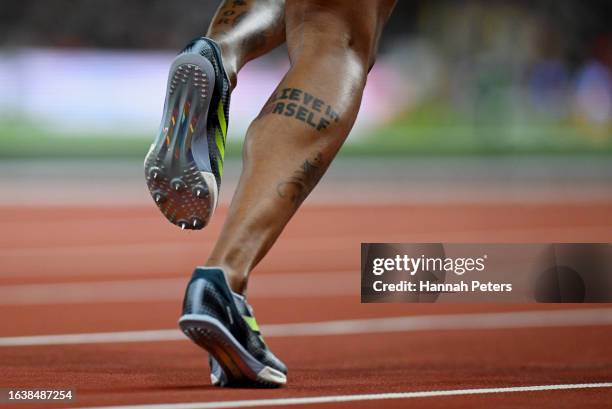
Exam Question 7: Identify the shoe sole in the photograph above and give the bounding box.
[179,314,287,388]
[144,53,219,230]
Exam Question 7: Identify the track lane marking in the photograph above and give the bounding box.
[65,383,612,409]
[0,234,386,257]
[1,308,610,347]
[0,272,357,305]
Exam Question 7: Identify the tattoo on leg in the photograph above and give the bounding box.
[213,0,250,30]
[260,88,340,132]
[212,0,278,53]
[233,11,248,26]
[277,152,326,207]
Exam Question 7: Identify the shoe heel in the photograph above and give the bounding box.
[178,314,286,387]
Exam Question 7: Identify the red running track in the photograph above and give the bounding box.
[0,203,611,408]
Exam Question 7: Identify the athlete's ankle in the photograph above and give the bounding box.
[208,37,239,90]
[227,271,248,295]
[205,261,248,294]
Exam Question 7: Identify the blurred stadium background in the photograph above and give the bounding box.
[0,0,610,159]
[0,0,611,208]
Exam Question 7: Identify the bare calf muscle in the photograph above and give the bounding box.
[207,0,396,293]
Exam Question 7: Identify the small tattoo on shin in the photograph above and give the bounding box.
[214,0,250,28]
[277,152,326,207]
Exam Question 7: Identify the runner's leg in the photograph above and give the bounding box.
[207,0,396,293]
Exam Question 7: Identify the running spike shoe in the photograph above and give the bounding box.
[144,37,230,230]
[179,267,288,387]
[208,355,227,386]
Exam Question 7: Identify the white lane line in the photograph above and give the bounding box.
[0,234,390,257]
[1,308,610,347]
[0,278,185,305]
[65,383,612,409]
[0,272,357,305]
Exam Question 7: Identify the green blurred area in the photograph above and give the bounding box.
[1,1,610,160]
[0,111,610,159]
[366,103,612,156]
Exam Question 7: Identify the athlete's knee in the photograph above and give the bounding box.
[333,18,382,73]
[298,27,373,72]
[285,1,388,73]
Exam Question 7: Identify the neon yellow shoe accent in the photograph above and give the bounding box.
[217,103,227,140]
[214,102,227,179]
[217,157,223,177]
[215,127,225,177]
[242,315,260,332]
[215,127,225,158]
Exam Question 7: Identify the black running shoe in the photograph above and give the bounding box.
[179,267,288,387]
[208,355,227,386]
[144,37,231,230]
